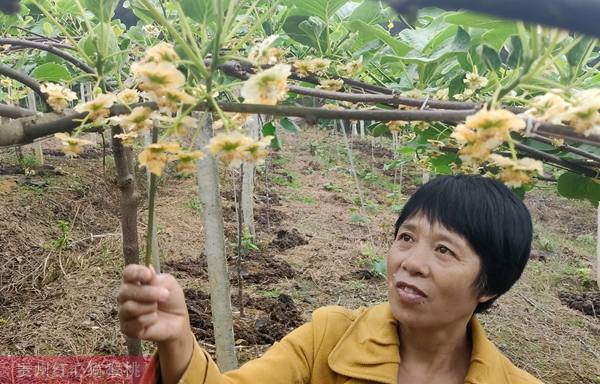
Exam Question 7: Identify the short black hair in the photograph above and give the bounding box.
[394,175,532,313]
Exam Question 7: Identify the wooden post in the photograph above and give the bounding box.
[194,112,238,371]
[597,202,600,287]
[241,115,259,239]
[80,83,97,145]
[26,92,44,166]
[143,125,160,272]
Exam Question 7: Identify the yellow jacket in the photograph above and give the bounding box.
[145,303,542,384]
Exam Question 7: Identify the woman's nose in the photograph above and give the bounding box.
[399,245,430,277]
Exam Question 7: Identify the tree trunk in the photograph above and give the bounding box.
[241,115,259,239]
[111,125,143,356]
[194,112,238,372]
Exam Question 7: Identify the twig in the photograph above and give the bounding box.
[441,145,598,180]
[0,64,49,108]
[528,134,600,165]
[221,60,521,112]
[0,38,94,73]
[0,103,37,118]
[515,142,599,178]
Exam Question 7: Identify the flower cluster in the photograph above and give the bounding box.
[488,154,544,188]
[248,35,284,65]
[137,142,181,176]
[452,109,525,164]
[131,42,195,113]
[0,78,12,88]
[292,58,331,78]
[464,70,488,90]
[318,79,344,92]
[40,83,78,113]
[338,57,363,77]
[451,109,543,187]
[386,120,409,133]
[241,64,291,105]
[525,89,600,136]
[117,89,140,105]
[434,88,449,101]
[74,93,117,120]
[54,133,93,157]
[207,132,274,168]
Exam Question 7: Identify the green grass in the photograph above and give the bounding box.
[184,197,203,213]
[256,288,283,298]
[271,171,300,188]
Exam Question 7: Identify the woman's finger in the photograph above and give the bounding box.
[122,264,154,284]
[117,284,169,304]
[118,301,157,321]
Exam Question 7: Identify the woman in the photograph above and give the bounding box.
[118,175,543,384]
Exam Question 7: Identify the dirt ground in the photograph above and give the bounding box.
[0,128,598,383]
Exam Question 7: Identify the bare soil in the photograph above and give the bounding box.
[0,131,598,383]
[559,292,600,318]
[186,289,303,346]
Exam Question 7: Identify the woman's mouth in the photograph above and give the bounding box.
[395,281,428,304]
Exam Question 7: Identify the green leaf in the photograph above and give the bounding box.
[42,21,53,35]
[129,0,156,23]
[283,14,326,50]
[348,20,411,56]
[179,0,216,23]
[557,172,600,205]
[401,27,471,64]
[81,0,119,22]
[444,11,511,29]
[262,122,282,150]
[347,1,392,24]
[298,16,328,52]
[506,36,523,67]
[283,0,347,21]
[279,118,300,133]
[567,37,594,67]
[398,16,455,53]
[480,45,501,71]
[369,122,389,137]
[54,0,80,15]
[31,63,71,82]
[480,25,517,50]
[429,152,458,174]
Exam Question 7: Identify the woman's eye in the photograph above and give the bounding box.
[437,245,454,256]
[399,233,412,242]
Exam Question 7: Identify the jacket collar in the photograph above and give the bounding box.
[328,303,510,384]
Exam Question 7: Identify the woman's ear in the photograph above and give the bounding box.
[478,293,497,304]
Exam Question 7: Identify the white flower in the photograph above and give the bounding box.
[464,72,488,90]
[145,42,179,63]
[241,64,291,105]
[525,92,571,124]
[117,89,140,105]
[248,35,283,65]
[74,93,117,120]
[110,106,157,132]
[131,61,185,94]
[142,24,161,38]
[40,83,78,113]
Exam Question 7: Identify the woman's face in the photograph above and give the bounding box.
[387,214,493,328]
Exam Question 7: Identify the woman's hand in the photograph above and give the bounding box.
[117,264,191,343]
[118,265,195,384]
